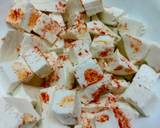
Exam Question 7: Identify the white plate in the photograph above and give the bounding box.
[0,0,160,128]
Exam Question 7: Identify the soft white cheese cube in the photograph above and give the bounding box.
[81,0,103,16]
[121,83,159,116]
[52,89,81,125]
[6,2,42,32]
[0,97,40,128]
[117,16,145,36]
[74,59,104,88]
[91,35,115,58]
[23,48,52,78]
[0,31,24,62]
[122,34,151,64]
[104,50,137,75]
[69,40,92,65]
[33,14,61,44]
[145,43,160,72]
[49,13,65,27]
[98,7,125,26]
[39,87,69,128]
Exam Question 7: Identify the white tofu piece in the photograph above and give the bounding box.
[98,7,125,26]
[121,83,159,116]
[104,50,137,75]
[49,13,65,27]
[0,31,24,62]
[33,14,61,44]
[0,57,33,94]
[117,102,140,120]
[132,64,158,90]
[87,20,120,41]
[52,89,81,125]
[31,0,67,13]
[117,16,145,36]
[6,2,42,32]
[23,48,52,78]
[12,84,40,105]
[91,35,115,58]
[122,34,151,64]
[74,59,104,88]
[39,87,69,128]
[94,110,119,128]
[69,40,92,65]
[0,97,40,128]
[145,43,160,72]
[81,0,103,16]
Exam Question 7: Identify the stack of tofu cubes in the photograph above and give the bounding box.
[0,0,159,128]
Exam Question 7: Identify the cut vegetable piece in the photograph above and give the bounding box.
[105,50,137,75]
[52,89,81,125]
[91,35,115,58]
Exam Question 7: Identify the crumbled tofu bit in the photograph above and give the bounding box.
[33,14,61,44]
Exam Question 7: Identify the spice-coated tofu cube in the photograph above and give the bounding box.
[39,87,69,128]
[91,35,115,58]
[6,2,42,32]
[122,34,151,64]
[49,13,65,27]
[121,83,159,116]
[69,40,92,65]
[52,89,81,125]
[0,97,40,128]
[145,43,160,72]
[98,7,125,26]
[117,16,145,36]
[104,50,137,75]
[74,59,104,88]
[23,48,52,78]
[33,14,61,44]
[0,31,24,62]
[94,110,119,128]
[81,0,103,16]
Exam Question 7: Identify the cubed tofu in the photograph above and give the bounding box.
[33,14,61,44]
[0,31,24,62]
[104,50,137,75]
[52,89,81,125]
[145,43,160,72]
[23,48,52,78]
[69,40,92,65]
[122,34,151,64]
[121,83,159,116]
[94,110,119,128]
[39,87,69,128]
[0,97,40,128]
[117,16,145,36]
[81,0,103,16]
[91,35,115,58]
[74,59,104,88]
[6,2,42,32]
[49,13,65,27]
[98,7,125,26]
[12,84,40,105]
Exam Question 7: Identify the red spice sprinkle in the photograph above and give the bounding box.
[114,65,123,71]
[99,50,109,57]
[96,114,109,123]
[40,92,50,103]
[58,55,68,61]
[78,52,82,56]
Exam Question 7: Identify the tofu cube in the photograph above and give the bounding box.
[69,40,92,65]
[98,7,126,26]
[0,97,40,128]
[52,89,81,125]
[122,34,151,64]
[91,35,115,58]
[81,0,103,16]
[39,87,69,128]
[104,50,137,75]
[33,14,61,44]
[6,2,42,32]
[23,48,52,78]
[121,83,159,116]
[74,59,104,88]
[49,13,65,27]
[145,43,160,72]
